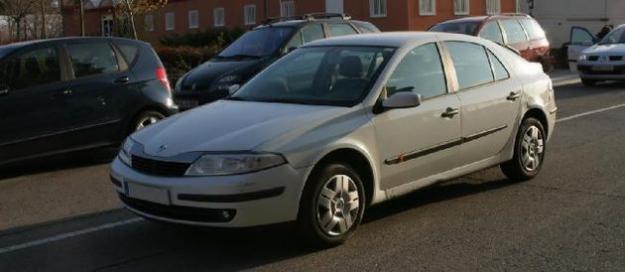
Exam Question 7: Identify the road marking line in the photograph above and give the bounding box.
[0,217,143,255]
[557,103,625,123]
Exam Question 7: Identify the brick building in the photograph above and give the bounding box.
[63,0,519,43]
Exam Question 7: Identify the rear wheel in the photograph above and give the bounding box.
[581,78,597,87]
[501,117,546,181]
[131,110,165,133]
[298,163,365,247]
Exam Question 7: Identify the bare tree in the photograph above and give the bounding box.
[114,0,166,39]
[0,0,37,41]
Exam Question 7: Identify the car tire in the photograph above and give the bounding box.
[297,163,366,247]
[501,117,547,181]
[581,78,597,87]
[130,110,165,133]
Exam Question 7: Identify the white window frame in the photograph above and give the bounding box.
[486,0,501,15]
[280,0,295,17]
[188,10,199,29]
[144,14,154,32]
[244,5,256,25]
[369,0,387,18]
[213,7,225,27]
[454,0,470,15]
[419,0,436,16]
[165,12,175,31]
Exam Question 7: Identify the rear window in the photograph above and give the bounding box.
[351,21,380,33]
[519,18,545,40]
[328,23,358,37]
[500,19,528,44]
[430,22,480,35]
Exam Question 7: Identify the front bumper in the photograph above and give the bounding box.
[110,158,310,227]
[577,63,625,80]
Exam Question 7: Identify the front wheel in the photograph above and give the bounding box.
[501,117,547,181]
[297,163,365,247]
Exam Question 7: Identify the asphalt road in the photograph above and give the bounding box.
[1,76,625,271]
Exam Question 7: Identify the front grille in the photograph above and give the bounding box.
[120,194,236,223]
[588,56,599,61]
[610,56,623,61]
[131,155,190,177]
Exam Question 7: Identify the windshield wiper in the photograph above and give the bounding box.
[226,96,251,101]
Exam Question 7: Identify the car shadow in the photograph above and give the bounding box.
[555,80,625,101]
[0,147,118,180]
[89,174,519,271]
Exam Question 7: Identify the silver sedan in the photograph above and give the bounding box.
[110,32,557,247]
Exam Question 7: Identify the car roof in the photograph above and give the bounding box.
[303,31,482,48]
[0,36,148,53]
[434,14,532,25]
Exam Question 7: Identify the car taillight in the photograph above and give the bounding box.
[156,67,171,93]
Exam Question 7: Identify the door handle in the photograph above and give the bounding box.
[441,107,460,118]
[114,76,130,84]
[507,91,521,101]
[0,89,8,96]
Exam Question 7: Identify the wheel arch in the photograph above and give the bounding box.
[523,107,550,137]
[305,147,377,207]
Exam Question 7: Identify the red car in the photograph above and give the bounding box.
[430,14,552,71]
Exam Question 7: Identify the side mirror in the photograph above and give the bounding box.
[382,91,422,109]
[283,46,297,55]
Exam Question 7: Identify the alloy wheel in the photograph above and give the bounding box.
[521,125,545,172]
[316,174,360,236]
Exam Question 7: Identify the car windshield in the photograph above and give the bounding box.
[230,46,395,106]
[429,22,480,35]
[218,27,295,58]
[598,27,625,45]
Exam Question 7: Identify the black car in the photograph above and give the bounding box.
[0,37,177,165]
[174,13,380,110]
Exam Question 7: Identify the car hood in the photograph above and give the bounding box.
[180,58,264,91]
[132,100,354,157]
[583,44,625,55]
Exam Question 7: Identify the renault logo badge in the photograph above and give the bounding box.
[157,144,168,153]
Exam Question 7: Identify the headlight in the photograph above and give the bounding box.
[578,54,588,61]
[185,153,286,176]
[118,138,136,166]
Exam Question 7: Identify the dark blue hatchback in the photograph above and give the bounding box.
[0,37,178,165]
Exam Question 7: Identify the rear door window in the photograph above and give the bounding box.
[66,41,119,78]
[500,19,528,44]
[519,18,546,40]
[487,50,510,81]
[445,41,494,90]
[479,21,504,44]
[4,46,61,90]
[301,24,325,44]
[327,23,358,37]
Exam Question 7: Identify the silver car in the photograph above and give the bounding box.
[576,24,625,86]
[110,32,557,246]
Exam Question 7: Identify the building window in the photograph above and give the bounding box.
[244,5,256,25]
[486,0,501,15]
[188,10,199,29]
[165,12,175,31]
[144,14,154,32]
[214,8,225,27]
[280,0,295,17]
[454,0,469,15]
[419,0,436,16]
[369,0,387,17]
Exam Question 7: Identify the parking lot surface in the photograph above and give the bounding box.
[1,76,625,271]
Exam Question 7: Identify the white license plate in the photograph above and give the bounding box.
[127,182,170,205]
[176,99,199,109]
[592,66,613,71]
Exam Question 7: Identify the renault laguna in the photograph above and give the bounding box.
[110,32,557,247]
